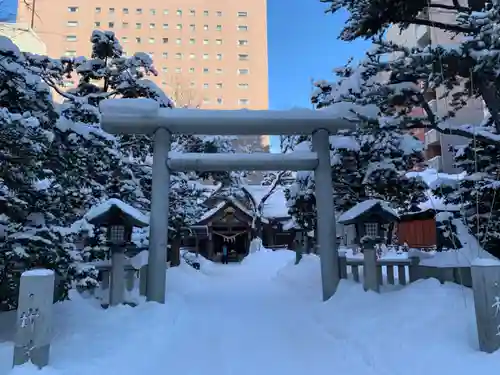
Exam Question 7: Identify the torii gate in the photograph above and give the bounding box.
[100,98,356,302]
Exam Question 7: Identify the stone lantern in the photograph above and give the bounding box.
[85,199,148,306]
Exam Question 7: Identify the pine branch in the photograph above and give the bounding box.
[400,17,475,33]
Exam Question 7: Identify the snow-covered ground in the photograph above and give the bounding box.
[1,250,498,375]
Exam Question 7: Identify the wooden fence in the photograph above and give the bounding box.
[338,250,473,291]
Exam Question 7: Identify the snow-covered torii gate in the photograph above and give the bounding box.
[100,98,356,303]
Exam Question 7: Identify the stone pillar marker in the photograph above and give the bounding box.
[13,268,55,369]
[471,258,500,353]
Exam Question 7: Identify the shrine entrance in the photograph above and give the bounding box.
[101,98,356,303]
[212,227,249,261]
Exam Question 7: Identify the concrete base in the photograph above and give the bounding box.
[13,344,50,368]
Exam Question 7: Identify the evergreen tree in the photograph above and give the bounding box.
[285,60,427,231]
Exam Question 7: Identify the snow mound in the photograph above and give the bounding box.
[275,254,322,300]
[240,249,295,277]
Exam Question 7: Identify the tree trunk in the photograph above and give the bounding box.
[169,237,182,267]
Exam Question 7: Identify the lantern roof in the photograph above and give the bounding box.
[85,198,149,228]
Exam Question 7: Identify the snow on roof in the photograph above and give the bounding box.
[338,199,399,223]
[244,185,289,218]
[85,198,149,227]
[406,168,465,212]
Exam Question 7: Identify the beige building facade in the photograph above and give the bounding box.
[16,0,270,150]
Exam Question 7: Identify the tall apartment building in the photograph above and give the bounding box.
[386,0,485,173]
[16,0,270,152]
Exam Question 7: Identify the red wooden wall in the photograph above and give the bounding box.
[397,218,437,248]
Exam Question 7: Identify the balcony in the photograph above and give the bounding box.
[424,129,440,147]
[426,155,443,171]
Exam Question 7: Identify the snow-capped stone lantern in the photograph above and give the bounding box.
[85,198,149,306]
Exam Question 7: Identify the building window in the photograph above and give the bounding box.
[123,8,129,14]
[215,39,222,45]
[189,38,195,44]
[162,52,168,58]
[238,83,249,89]
[216,54,222,60]
[175,53,182,59]
[108,22,115,28]
[175,67,181,73]
[189,68,195,73]
[364,223,378,238]
[238,39,248,46]
[94,21,101,27]
[66,35,77,41]
[163,9,169,15]
[203,83,209,89]
[65,50,76,56]
[190,24,196,31]
[216,25,222,31]
[203,25,208,30]
[189,53,196,59]
[136,23,142,29]
[136,8,142,14]
[238,54,249,61]
[238,11,248,17]
[237,25,248,31]
[109,7,115,14]
[148,52,154,57]
[216,11,222,16]
[176,9,182,16]
[176,38,181,44]
[216,68,222,74]
[150,23,155,28]
[217,97,223,104]
[203,98,210,104]
[68,6,78,12]
[203,68,209,73]
[122,37,128,43]
[216,83,223,89]
[190,81,196,87]
[149,38,155,44]
[162,38,169,44]
[189,9,195,16]
[238,68,249,75]
[203,39,208,45]
[67,21,78,27]
[203,54,209,60]
[136,37,142,43]
[163,23,169,29]
[162,67,168,72]
[95,7,101,13]
[122,22,129,28]
[203,10,209,16]
[239,99,249,106]
[177,24,182,30]
[150,9,156,15]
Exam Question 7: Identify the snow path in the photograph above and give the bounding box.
[3,251,500,375]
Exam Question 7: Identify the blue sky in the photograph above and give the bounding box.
[2,0,369,151]
[267,0,369,151]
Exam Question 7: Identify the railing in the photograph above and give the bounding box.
[338,252,419,290]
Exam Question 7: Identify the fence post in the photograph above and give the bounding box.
[13,269,55,369]
[471,258,500,353]
[125,269,135,292]
[338,251,348,279]
[139,265,148,297]
[408,255,421,283]
[363,245,379,293]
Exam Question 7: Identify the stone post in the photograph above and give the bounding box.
[471,258,500,353]
[148,128,171,303]
[139,265,148,297]
[363,245,379,293]
[312,128,339,301]
[110,247,125,306]
[13,269,55,369]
